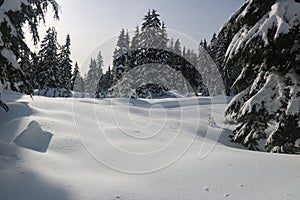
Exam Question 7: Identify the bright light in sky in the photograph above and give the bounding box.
[25,0,244,74]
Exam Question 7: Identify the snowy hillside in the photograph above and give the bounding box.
[1,91,300,200]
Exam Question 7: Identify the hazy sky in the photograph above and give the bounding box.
[27,0,244,73]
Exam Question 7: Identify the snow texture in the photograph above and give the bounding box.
[0,91,299,200]
[226,0,300,58]
[14,121,53,153]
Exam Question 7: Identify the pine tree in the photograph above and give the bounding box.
[59,34,72,90]
[36,27,61,93]
[0,0,59,111]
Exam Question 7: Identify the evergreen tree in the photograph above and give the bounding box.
[113,28,130,61]
[73,63,85,93]
[159,22,168,49]
[174,39,182,56]
[71,62,79,90]
[36,27,61,92]
[96,51,104,76]
[140,9,162,48]
[219,0,300,152]
[0,0,59,111]
[85,52,103,97]
[59,34,72,90]
[168,38,174,52]
[131,25,141,49]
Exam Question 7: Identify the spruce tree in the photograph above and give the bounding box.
[73,63,85,93]
[36,27,61,93]
[59,34,73,90]
[159,22,168,49]
[85,52,103,97]
[174,39,182,56]
[140,9,162,48]
[113,28,130,61]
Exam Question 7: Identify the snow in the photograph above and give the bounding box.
[240,72,285,117]
[0,91,299,199]
[226,0,300,58]
[1,49,19,69]
[14,121,53,153]
[285,73,300,116]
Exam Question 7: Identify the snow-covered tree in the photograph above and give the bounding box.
[140,9,162,48]
[85,52,103,97]
[0,0,59,111]
[113,28,130,61]
[219,0,300,153]
[73,63,85,93]
[174,39,181,56]
[168,38,174,52]
[59,34,72,90]
[131,25,142,49]
[159,22,168,49]
[36,27,60,92]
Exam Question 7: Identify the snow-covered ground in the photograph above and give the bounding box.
[0,91,299,200]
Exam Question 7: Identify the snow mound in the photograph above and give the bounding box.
[14,121,53,153]
[226,0,300,58]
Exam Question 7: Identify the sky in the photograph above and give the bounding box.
[26,0,245,74]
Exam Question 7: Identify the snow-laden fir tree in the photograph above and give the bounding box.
[0,0,59,111]
[140,9,162,48]
[58,34,72,90]
[131,25,142,50]
[212,0,300,153]
[36,27,61,93]
[113,28,131,61]
[174,39,182,56]
[198,41,224,96]
[159,22,168,49]
[85,52,103,97]
[73,62,85,93]
[168,38,174,52]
